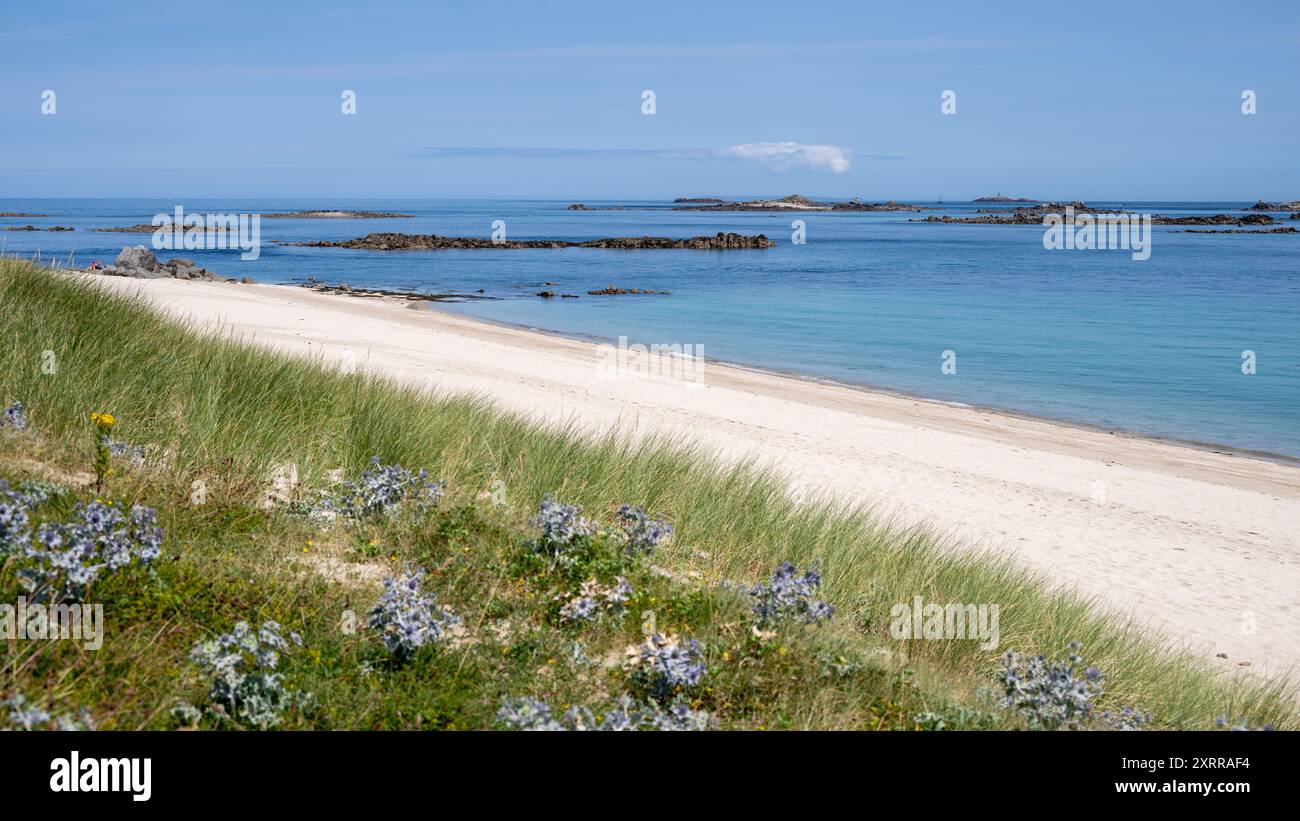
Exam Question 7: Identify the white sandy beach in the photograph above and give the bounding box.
[91,276,1300,677]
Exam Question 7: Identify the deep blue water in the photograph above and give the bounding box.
[4,198,1298,458]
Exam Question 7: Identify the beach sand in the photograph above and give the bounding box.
[91,276,1300,676]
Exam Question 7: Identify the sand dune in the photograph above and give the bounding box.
[91,276,1300,677]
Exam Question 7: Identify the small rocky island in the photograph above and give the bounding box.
[917,202,1284,227]
[5,225,74,231]
[1246,199,1300,211]
[261,210,413,219]
[972,194,1038,203]
[285,232,775,250]
[587,285,670,295]
[673,194,923,212]
[93,224,233,233]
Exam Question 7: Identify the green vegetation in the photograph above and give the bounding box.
[0,258,1292,730]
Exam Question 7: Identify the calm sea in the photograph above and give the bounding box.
[4,198,1298,459]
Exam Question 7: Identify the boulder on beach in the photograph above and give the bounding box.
[97,246,229,281]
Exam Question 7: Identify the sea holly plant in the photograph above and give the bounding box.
[187,620,310,729]
[497,694,711,731]
[296,457,444,522]
[617,504,673,555]
[528,495,597,566]
[2,693,95,731]
[1,401,29,431]
[557,576,633,624]
[625,632,707,704]
[11,478,68,508]
[16,499,163,604]
[495,697,564,731]
[369,571,461,661]
[998,641,1103,730]
[0,479,33,557]
[748,561,834,628]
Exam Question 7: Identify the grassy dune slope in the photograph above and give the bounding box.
[0,259,1292,729]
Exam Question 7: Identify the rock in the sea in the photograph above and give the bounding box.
[286,231,774,250]
[587,285,671,295]
[1246,199,1300,211]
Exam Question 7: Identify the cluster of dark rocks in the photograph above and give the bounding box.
[567,195,923,212]
[286,232,775,250]
[972,194,1038,203]
[586,285,670,295]
[673,194,923,212]
[261,210,413,219]
[1183,226,1298,234]
[919,203,1283,227]
[5,225,73,231]
[300,276,492,303]
[94,245,248,282]
[920,202,1117,224]
[1246,200,1300,211]
[92,224,230,233]
[1156,213,1277,226]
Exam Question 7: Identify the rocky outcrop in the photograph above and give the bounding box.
[0,212,49,217]
[918,202,1116,224]
[674,194,923,212]
[577,233,773,249]
[95,246,230,281]
[1246,200,1300,211]
[286,232,775,250]
[1183,227,1298,234]
[566,203,593,210]
[301,279,494,302]
[1155,213,1275,226]
[93,224,231,233]
[586,285,670,295]
[973,195,1037,203]
[261,210,413,219]
[918,204,1276,226]
[5,225,74,231]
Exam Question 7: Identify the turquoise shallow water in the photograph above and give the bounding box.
[4,198,1298,458]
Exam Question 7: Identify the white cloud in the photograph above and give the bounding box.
[720,142,852,174]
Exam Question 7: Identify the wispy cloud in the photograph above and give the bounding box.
[720,142,854,174]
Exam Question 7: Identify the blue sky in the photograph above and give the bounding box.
[2,0,1298,200]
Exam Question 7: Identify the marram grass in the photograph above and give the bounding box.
[0,258,1293,730]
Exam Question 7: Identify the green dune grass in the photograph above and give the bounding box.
[0,257,1292,730]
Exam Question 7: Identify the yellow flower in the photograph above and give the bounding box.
[90,412,116,428]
